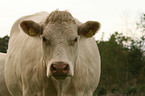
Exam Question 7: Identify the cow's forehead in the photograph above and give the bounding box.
[42,22,78,39]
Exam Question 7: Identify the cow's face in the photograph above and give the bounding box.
[20,10,100,80]
[41,22,79,79]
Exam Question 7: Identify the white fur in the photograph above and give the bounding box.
[0,53,11,96]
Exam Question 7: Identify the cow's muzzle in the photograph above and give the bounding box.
[50,61,70,79]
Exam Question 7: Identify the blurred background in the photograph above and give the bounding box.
[0,0,144,96]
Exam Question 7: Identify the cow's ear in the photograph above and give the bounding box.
[20,20,41,36]
[78,21,100,38]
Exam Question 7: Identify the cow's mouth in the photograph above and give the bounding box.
[53,76,67,80]
[52,75,72,80]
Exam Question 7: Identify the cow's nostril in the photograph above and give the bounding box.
[63,64,69,71]
[51,64,57,72]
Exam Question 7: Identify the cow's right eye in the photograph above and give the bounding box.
[42,36,46,41]
[42,36,51,45]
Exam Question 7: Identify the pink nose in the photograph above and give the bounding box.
[50,62,69,77]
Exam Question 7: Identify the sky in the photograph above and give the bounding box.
[0,0,144,40]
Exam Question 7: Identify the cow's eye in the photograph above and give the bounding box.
[42,36,51,45]
[74,37,78,43]
[69,37,79,46]
[42,36,46,41]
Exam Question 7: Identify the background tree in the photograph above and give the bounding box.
[0,35,9,53]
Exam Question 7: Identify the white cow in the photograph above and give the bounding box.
[5,10,101,96]
[0,53,11,96]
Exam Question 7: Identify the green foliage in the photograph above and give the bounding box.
[123,86,137,95]
[139,85,145,93]
[96,86,107,96]
[97,31,145,95]
[0,35,9,53]
[111,85,120,94]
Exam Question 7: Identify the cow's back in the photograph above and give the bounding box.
[0,53,11,96]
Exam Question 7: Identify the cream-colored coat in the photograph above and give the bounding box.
[4,12,101,96]
[0,53,11,96]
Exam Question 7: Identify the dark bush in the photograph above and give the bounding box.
[123,86,137,95]
[96,86,107,96]
[111,85,120,94]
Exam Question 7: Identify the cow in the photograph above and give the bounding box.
[0,53,11,96]
[4,10,101,96]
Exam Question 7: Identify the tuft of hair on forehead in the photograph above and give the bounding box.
[45,10,74,24]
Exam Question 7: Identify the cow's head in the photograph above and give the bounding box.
[20,10,100,80]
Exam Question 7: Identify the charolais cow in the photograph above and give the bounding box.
[4,10,101,96]
[0,53,11,96]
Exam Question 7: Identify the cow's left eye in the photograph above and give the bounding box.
[73,37,78,43]
[69,37,79,46]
